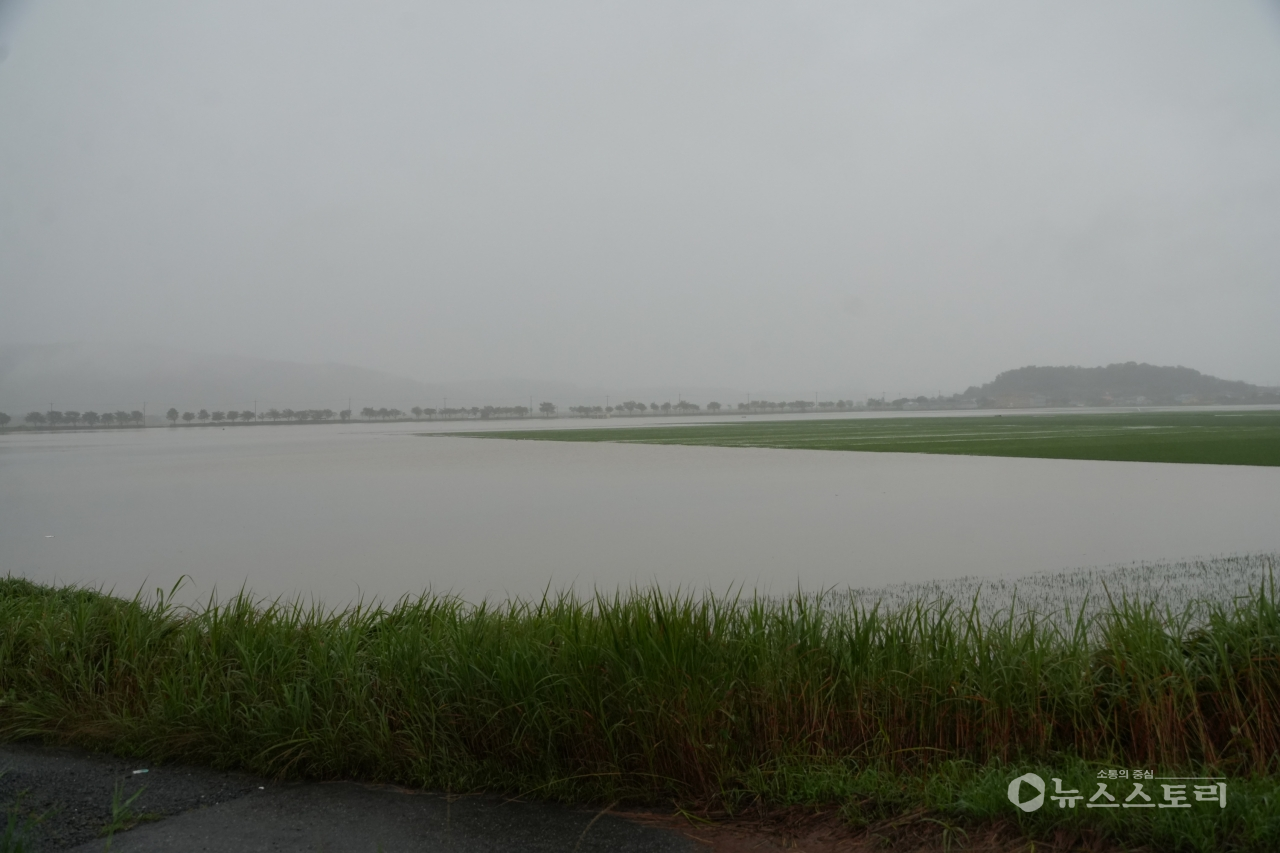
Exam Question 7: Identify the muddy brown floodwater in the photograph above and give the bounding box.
[3,419,1279,605]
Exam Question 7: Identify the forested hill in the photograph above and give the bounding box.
[962,363,1279,406]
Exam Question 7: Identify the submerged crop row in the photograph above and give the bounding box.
[2,573,1277,810]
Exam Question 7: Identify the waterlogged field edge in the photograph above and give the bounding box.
[444,410,1280,466]
[843,553,1279,629]
[3,555,1279,851]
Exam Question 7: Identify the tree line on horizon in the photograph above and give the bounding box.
[17,410,145,428]
[13,370,1269,429]
[2,398,865,429]
[6,363,1276,431]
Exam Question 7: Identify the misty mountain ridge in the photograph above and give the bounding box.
[0,343,763,414]
[4,345,1275,417]
[963,363,1280,407]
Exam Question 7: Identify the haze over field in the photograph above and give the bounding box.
[2,342,1276,418]
[0,342,597,415]
[2,1,1280,393]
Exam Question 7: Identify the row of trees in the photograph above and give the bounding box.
[569,400,713,416]
[738,400,858,412]
[1,405,544,429]
[160,405,541,425]
[565,400,861,416]
[165,408,349,424]
[2,398,870,430]
[22,410,145,427]
[363,405,534,420]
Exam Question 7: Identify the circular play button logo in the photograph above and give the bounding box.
[1007,773,1046,812]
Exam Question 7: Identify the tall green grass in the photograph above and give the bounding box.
[3,575,1277,807]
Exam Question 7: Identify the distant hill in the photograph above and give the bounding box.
[963,363,1280,407]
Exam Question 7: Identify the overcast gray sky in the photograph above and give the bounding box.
[2,0,1278,396]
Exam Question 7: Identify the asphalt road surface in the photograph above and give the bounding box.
[0,743,695,852]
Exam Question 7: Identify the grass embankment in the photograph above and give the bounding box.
[3,577,1280,850]
[451,410,1280,466]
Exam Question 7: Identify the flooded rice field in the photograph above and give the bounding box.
[3,419,1280,605]
[840,552,1278,627]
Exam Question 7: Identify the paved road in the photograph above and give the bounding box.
[1,743,695,852]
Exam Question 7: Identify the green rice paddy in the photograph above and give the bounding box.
[454,410,1280,466]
